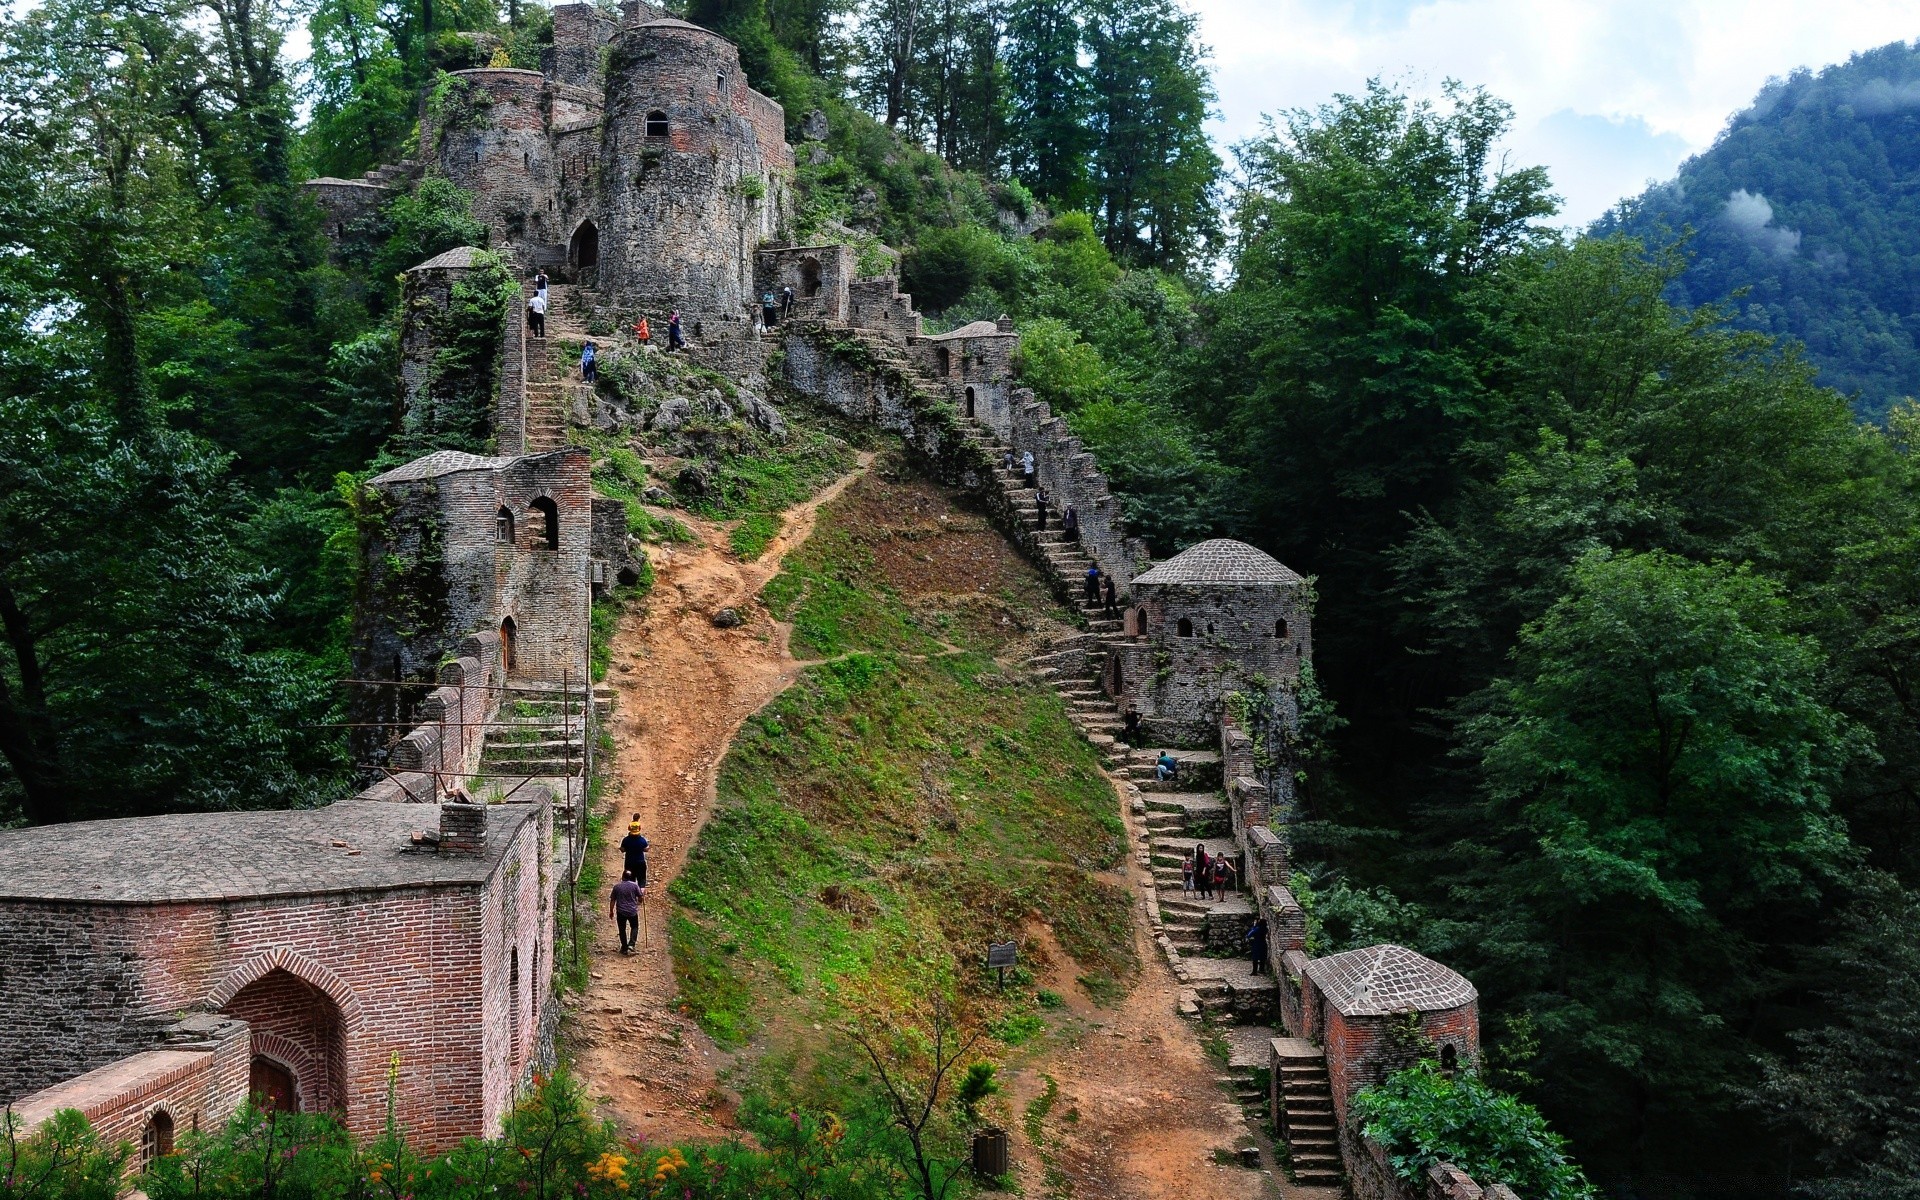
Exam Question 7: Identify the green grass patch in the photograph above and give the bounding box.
[729,512,782,560]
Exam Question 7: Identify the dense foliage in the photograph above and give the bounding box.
[1603,39,1920,421]
[1354,1062,1593,1200]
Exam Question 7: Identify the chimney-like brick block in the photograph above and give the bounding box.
[441,802,488,856]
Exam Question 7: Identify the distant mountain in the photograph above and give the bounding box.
[1600,40,1920,421]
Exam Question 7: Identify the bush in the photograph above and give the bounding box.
[1354,1062,1595,1200]
[902,225,1017,313]
[0,1108,128,1200]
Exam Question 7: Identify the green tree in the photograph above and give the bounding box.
[1459,549,1857,1175]
[1001,0,1092,211]
[303,0,415,178]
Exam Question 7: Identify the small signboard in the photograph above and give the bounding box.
[986,940,1017,986]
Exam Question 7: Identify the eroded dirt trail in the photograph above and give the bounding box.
[569,453,873,1145]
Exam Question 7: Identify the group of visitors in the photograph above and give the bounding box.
[758,285,796,332]
[526,272,686,365]
[1182,843,1239,900]
[608,816,652,954]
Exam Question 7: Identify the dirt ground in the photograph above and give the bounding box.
[569,457,1305,1198]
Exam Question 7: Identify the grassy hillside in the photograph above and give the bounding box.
[670,448,1134,1052]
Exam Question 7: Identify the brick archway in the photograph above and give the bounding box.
[218,968,351,1114]
[205,947,364,1031]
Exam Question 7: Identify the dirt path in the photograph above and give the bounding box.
[569,453,874,1145]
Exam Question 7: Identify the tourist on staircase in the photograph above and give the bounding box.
[534,270,548,297]
[581,340,598,384]
[1157,750,1181,782]
[633,316,650,346]
[528,290,548,338]
[781,285,794,320]
[1182,851,1195,895]
[1062,504,1079,542]
[1123,706,1142,748]
[1084,564,1102,605]
[621,817,650,886]
[1103,575,1118,617]
[762,290,778,327]
[1020,450,1036,490]
[610,870,642,954]
[1246,916,1270,975]
[668,311,685,351]
[1035,487,1048,529]
[1213,855,1237,900]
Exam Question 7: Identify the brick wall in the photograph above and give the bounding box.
[1321,1003,1481,1128]
[1111,580,1309,745]
[431,69,563,252]
[9,1015,251,1170]
[0,805,551,1149]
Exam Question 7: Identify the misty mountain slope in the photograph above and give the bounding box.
[1601,39,1920,420]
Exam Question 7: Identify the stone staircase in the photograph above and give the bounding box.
[478,682,614,783]
[1272,1038,1343,1187]
[523,282,596,453]
[360,157,423,189]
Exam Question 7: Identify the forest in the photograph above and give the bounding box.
[1603,39,1920,423]
[2,0,1919,1194]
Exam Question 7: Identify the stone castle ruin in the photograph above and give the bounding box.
[0,10,1515,1193]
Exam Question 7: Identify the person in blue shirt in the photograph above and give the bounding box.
[581,340,597,383]
[620,817,649,886]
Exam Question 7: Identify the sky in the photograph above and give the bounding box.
[1191,0,1920,227]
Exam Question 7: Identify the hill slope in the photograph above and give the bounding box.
[1603,39,1920,420]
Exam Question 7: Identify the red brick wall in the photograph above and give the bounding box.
[1323,1003,1481,1127]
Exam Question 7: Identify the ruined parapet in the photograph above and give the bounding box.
[546,3,619,89]
[848,277,924,341]
[756,244,854,323]
[912,318,1020,438]
[1005,390,1139,594]
[597,19,794,357]
[1108,539,1311,746]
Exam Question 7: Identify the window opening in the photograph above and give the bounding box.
[645,110,669,137]
[1176,617,1194,638]
[530,496,560,548]
[496,506,515,545]
[142,1111,174,1166]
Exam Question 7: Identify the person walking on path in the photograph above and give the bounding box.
[1122,707,1141,748]
[1083,564,1101,605]
[1193,845,1210,898]
[1181,852,1195,895]
[1020,450,1035,490]
[581,340,597,383]
[1102,575,1118,617]
[668,311,685,350]
[781,285,795,319]
[619,817,650,887]
[1003,448,1015,475]
[1213,856,1237,900]
[1246,916,1270,975]
[633,316,651,345]
[610,871,643,954]
[1035,487,1048,530]
[1062,505,1079,542]
[527,291,547,338]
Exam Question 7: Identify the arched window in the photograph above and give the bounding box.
[1132,607,1147,637]
[645,110,669,137]
[1275,617,1289,639]
[964,386,976,417]
[800,256,822,297]
[530,496,560,549]
[496,506,515,545]
[142,1110,174,1166]
[1176,617,1194,638]
[509,946,521,1073]
[1440,1043,1459,1075]
[716,72,726,93]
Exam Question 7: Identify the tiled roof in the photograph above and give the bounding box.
[0,801,538,903]
[640,17,714,32]
[1132,539,1303,587]
[1303,944,1476,1017]
[408,246,486,272]
[926,321,1009,341]
[370,450,510,484]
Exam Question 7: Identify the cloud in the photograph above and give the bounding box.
[1190,0,1920,225]
[1850,77,1920,114]
[1723,188,1801,257]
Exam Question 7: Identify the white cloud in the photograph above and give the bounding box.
[1723,188,1801,257]
[1188,0,1920,226]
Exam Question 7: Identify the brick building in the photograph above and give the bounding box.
[1297,943,1480,1125]
[1107,538,1314,745]
[0,799,554,1149]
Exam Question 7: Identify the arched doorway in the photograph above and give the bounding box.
[141,1110,175,1167]
[1176,617,1194,638]
[800,256,822,297]
[500,616,517,672]
[964,386,975,417]
[569,220,598,270]
[221,968,346,1114]
[530,496,560,548]
[1132,607,1147,637]
[935,347,951,376]
[249,1057,297,1112]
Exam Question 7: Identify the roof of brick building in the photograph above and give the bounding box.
[409,246,487,272]
[0,800,538,903]
[1303,944,1476,1017]
[370,450,513,484]
[926,321,1010,341]
[1132,538,1303,587]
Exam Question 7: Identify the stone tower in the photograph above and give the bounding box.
[1106,538,1313,745]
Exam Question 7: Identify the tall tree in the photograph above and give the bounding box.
[1001,0,1092,210]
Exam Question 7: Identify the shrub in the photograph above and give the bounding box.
[1354,1062,1595,1200]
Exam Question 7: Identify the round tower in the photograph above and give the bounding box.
[597,19,791,352]
[1107,539,1313,745]
[426,68,560,253]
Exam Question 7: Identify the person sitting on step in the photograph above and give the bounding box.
[1156,751,1180,783]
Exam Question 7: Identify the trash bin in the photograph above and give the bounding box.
[972,1127,1009,1178]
